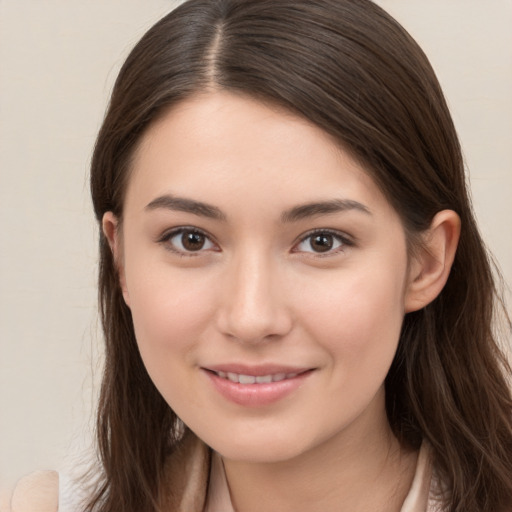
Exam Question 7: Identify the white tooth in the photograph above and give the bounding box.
[256,375,273,384]
[272,373,286,382]
[286,372,298,379]
[227,372,239,383]
[217,371,227,378]
[239,374,256,384]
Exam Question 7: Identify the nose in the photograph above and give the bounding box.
[215,250,293,344]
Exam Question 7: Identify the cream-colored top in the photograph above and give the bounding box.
[1,434,444,512]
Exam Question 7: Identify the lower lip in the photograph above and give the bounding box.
[204,370,313,407]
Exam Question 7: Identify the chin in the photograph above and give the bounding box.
[217,441,304,464]
[201,425,318,464]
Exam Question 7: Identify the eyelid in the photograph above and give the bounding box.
[157,226,220,255]
[291,228,355,255]
[156,226,354,257]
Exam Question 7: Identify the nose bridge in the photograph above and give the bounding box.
[217,245,291,343]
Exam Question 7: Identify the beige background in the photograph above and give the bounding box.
[1,0,511,490]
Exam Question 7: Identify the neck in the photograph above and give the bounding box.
[221,394,418,512]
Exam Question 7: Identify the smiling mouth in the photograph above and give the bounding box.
[204,367,314,406]
[210,370,303,385]
[207,369,313,385]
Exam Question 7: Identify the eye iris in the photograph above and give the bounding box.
[182,231,205,251]
[311,234,333,252]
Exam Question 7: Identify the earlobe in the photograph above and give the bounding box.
[404,209,461,313]
[102,212,131,307]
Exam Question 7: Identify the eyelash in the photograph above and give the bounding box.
[158,227,219,256]
[292,229,354,256]
[157,227,354,257]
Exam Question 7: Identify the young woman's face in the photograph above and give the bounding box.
[110,91,418,463]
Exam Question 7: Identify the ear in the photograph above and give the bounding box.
[102,211,130,307]
[405,209,461,313]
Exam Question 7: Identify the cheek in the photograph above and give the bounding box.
[126,268,219,414]
[293,264,407,434]
[296,261,407,369]
[124,255,217,372]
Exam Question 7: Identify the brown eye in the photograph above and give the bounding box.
[164,228,216,254]
[310,234,334,252]
[181,231,206,251]
[294,230,350,255]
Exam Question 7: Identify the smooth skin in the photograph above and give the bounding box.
[103,91,460,512]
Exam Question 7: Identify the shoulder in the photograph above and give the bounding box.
[0,471,58,512]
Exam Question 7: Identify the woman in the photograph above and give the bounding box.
[8,0,512,511]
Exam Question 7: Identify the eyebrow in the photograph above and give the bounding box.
[281,199,371,223]
[145,195,227,221]
[145,194,370,223]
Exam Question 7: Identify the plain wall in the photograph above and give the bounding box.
[1,0,511,490]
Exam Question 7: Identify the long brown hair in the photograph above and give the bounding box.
[88,1,512,510]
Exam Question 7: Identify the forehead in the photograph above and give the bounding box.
[125,91,395,219]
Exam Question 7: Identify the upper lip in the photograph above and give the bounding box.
[202,364,313,376]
